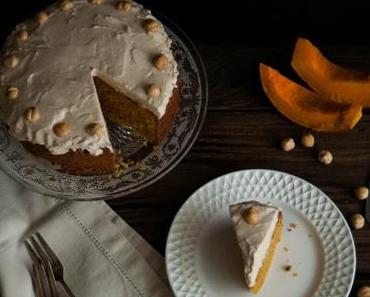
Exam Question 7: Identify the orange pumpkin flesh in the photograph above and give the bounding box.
[291,38,370,106]
[259,63,362,132]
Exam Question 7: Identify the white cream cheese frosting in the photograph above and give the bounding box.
[0,0,178,156]
[229,201,280,288]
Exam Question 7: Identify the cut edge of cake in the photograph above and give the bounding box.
[250,212,283,293]
[229,200,283,294]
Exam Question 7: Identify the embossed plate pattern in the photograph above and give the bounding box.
[0,16,207,200]
[166,170,356,297]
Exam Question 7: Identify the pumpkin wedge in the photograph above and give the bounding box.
[291,38,370,106]
[259,63,362,132]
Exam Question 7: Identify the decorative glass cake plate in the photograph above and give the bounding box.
[0,16,208,200]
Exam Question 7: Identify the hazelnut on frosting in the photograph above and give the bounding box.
[88,0,104,4]
[35,12,49,25]
[153,54,169,71]
[147,84,161,97]
[25,107,40,123]
[59,0,74,11]
[53,122,70,137]
[86,123,104,137]
[116,1,132,11]
[143,19,159,33]
[6,86,19,99]
[16,30,29,44]
[4,55,19,68]
[243,207,259,225]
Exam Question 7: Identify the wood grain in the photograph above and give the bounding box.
[108,45,370,296]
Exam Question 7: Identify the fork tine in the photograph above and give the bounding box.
[32,264,45,297]
[26,240,51,297]
[35,232,60,265]
[25,240,39,264]
[35,233,76,297]
[30,236,51,264]
[45,261,58,297]
[26,237,58,297]
[29,236,58,297]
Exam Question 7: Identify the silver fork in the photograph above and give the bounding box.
[27,232,76,297]
[25,236,58,297]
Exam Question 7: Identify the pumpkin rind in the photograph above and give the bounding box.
[259,63,362,132]
[291,38,370,106]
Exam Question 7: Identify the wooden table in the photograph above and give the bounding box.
[1,1,369,296]
[108,43,370,296]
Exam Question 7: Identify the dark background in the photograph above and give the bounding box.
[1,1,370,46]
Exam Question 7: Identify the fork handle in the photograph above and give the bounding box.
[58,280,76,297]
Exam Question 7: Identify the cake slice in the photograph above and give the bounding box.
[229,201,283,293]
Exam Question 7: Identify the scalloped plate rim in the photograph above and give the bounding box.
[165,169,356,297]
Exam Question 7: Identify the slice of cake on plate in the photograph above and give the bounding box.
[229,200,283,293]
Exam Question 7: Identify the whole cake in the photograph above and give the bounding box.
[230,201,283,293]
[0,0,179,175]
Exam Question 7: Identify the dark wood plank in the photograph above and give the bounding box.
[198,43,370,111]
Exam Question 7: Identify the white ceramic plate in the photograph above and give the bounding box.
[166,169,356,297]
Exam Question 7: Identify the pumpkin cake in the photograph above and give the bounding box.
[230,201,283,293]
[0,0,180,175]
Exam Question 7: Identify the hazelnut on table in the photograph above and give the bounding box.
[318,150,333,165]
[358,286,370,297]
[300,132,315,147]
[355,186,369,200]
[281,137,295,151]
[351,213,365,230]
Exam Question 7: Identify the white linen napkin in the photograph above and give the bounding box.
[0,169,174,297]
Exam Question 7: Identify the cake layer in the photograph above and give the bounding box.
[22,142,116,175]
[94,77,180,143]
[0,0,178,156]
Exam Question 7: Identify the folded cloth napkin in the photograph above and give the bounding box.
[0,169,174,297]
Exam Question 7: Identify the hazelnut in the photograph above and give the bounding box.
[358,286,370,297]
[351,213,365,230]
[143,19,159,33]
[146,84,161,97]
[16,30,29,44]
[301,132,315,148]
[86,123,104,137]
[89,0,104,4]
[318,150,333,165]
[35,12,49,25]
[6,86,19,99]
[4,55,19,68]
[25,107,40,123]
[116,1,132,11]
[153,54,169,71]
[281,137,295,152]
[59,0,74,11]
[243,207,259,225]
[355,186,369,200]
[53,122,70,137]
